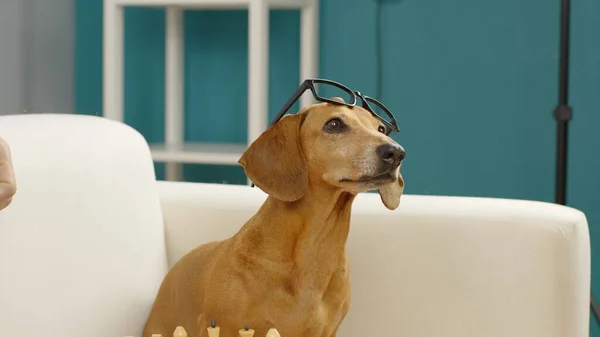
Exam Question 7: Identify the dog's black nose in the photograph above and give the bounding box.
[377,143,405,166]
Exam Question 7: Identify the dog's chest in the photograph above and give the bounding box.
[270,260,351,336]
[205,247,351,336]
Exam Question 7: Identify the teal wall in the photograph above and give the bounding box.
[74,0,600,334]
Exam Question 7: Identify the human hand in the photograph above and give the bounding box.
[0,136,16,211]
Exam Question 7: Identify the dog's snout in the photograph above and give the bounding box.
[376,143,405,166]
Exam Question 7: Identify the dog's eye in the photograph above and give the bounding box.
[323,118,347,133]
[378,125,386,134]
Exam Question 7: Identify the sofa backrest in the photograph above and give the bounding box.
[0,114,168,337]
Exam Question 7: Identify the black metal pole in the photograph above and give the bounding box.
[554,0,571,205]
[553,0,600,324]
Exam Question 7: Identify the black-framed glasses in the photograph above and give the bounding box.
[270,78,400,135]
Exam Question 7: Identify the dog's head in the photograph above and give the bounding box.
[238,98,405,210]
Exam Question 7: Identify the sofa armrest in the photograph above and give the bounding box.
[156,180,591,337]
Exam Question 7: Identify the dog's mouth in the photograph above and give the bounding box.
[339,172,395,186]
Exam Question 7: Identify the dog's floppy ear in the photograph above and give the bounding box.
[238,114,307,202]
[378,172,405,210]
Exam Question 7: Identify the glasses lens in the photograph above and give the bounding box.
[313,81,354,104]
[365,98,398,132]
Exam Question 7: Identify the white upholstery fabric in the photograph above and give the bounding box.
[0,113,591,337]
[0,114,168,337]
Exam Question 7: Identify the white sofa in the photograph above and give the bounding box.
[0,113,591,337]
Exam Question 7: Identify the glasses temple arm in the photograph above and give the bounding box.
[269,80,311,127]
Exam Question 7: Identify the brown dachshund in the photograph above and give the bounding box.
[143,98,405,337]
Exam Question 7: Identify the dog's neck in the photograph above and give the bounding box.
[234,185,356,292]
